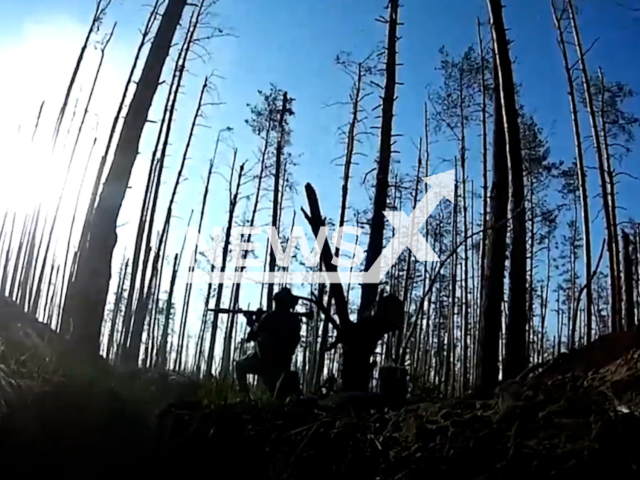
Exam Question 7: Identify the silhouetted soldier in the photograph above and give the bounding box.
[236,288,301,397]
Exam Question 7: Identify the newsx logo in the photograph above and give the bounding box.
[186,170,455,284]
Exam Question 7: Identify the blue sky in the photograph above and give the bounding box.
[1,0,639,359]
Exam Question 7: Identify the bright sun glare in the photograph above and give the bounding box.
[0,16,129,248]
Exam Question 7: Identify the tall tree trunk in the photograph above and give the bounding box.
[0,213,16,296]
[9,218,29,300]
[74,0,160,269]
[52,0,111,148]
[65,0,188,357]
[31,100,45,144]
[121,11,195,362]
[156,254,179,370]
[106,258,128,361]
[487,0,528,380]
[526,185,535,359]
[266,92,289,311]
[127,74,207,367]
[567,0,619,332]
[18,212,40,310]
[622,230,636,330]
[445,162,459,396]
[172,209,195,370]
[177,133,216,371]
[206,158,246,377]
[460,78,470,394]
[396,139,422,366]
[42,256,57,326]
[551,0,594,343]
[474,55,509,397]
[597,66,622,331]
[359,0,399,318]
[42,136,97,319]
[478,21,489,309]
[218,160,247,378]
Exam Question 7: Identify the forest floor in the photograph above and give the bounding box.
[1,297,640,478]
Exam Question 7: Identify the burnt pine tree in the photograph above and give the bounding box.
[551,0,595,343]
[126,74,210,367]
[65,0,189,357]
[487,0,528,380]
[301,2,405,387]
[474,55,509,397]
[359,0,400,319]
[567,0,620,332]
[74,0,162,273]
[52,0,112,148]
[205,153,246,377]
[265,90,295,310]
[430,44,484,393]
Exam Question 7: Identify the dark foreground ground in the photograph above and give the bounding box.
[2,356,640,479]
[1,297,640,478]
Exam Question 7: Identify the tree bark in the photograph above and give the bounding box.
[487,0,528,380]
[567,0,619,333]
[65,0,188,357]
[266,92,289,311]
[474,55,509,397]
[359,0,399,318]
[551,0,594,343]
[622,230,636,330]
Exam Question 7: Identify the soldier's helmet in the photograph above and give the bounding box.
[273,287,299,309]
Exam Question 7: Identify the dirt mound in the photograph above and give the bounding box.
[3,294,640,478]
[153,351,640,479]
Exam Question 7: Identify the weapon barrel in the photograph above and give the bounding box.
[207,308,254,314]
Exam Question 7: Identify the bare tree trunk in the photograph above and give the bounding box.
[177,133,216,371]
[551,0,594,343]
[119,12,194,362]
[397,139,422,366]
[219,160,247,379]
[74,0,161,268]
[598,66,622,330]
[42,256,57,326]
[9,218,29,300]
[569,197,579,347]
[106,258,128,361]
[0,213,16,296]
[127,74,207,367]
[18,212,40,310]
[474,55,509,397]
[66,0,188,357]
[69,23,117,169]
[460,88,470,394]
[52,0,112,148]
[622,230,636,330]
[478,19,489,324]
[206,156,246,377]
[28,211,49,311]
[148,229,169,367]
[172,209,195,370]
[445,164,458,396]
[567,0,619,333]
[41,136,97,318]
[210,117,271,374]
[313,280,327,390]
[488,0,528,380]
[156,254,179,370]
[359,0,400,318]
[31,100,45,144]
[48,265,60,327]
[266,92,289,310]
